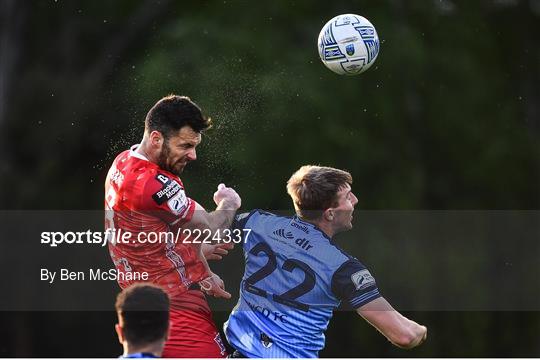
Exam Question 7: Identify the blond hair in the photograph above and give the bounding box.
[286,165,352,220]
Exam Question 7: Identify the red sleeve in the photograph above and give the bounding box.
[140,172,196,226]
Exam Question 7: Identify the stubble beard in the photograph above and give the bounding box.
[156,142,183,176]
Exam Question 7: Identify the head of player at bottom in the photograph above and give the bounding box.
[115,283,170,358]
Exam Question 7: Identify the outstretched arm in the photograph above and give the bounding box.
[186,183,241,233]
[182,183,241,299]
[357,297,427,349]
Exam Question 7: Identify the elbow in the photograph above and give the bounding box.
[393,327,425,349]
[393,332,417,349]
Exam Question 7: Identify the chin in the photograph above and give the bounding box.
[335,223,353,235]
[173,165,186,175]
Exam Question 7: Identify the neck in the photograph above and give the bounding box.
[136,138,157,163]
[301,217,334,238]
[123,341,164,358]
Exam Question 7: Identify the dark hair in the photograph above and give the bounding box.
[145,95,212,139]
[287,165,353,220]
[115,283,170,346]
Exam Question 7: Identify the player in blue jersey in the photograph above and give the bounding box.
[224,165,427,358]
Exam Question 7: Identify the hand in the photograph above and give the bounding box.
[199,273,231,299]
[213,183,241,210]
[202,242,235,261]
[420,326,428,344]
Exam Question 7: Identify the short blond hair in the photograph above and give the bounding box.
[286,165,353,220]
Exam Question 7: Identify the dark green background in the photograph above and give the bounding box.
[0,0,538,357]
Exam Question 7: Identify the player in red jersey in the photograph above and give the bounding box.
[105,95,241,358]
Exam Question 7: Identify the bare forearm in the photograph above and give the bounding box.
[358,298,427,350]
[206,206,236,232]
[207,183,241,232]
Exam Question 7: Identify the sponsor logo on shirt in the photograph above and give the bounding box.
[167,191,188,215]
[156,174,169,184]
[152,174,182,205]
[260,332,273,349]
[291,221,310,234]
[273,228,294,239]
[351,269,375,291]
[294,238,313,251]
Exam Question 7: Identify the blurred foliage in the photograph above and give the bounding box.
[0,0,539,357]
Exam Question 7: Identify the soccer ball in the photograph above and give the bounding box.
[317,14,380,76]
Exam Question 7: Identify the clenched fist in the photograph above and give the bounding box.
[213,183,241,210]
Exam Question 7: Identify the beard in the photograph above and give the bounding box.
[156,141,184,176]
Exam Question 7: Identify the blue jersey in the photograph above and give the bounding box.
[224,210,381,358]
[120,352,158,358]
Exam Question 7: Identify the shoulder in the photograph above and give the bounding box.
[144,172,182,202]
[142,171,191,213]
[233,209,280,226]
[331,257,380,307]
[119,160,187,211]
[113,149,130,162]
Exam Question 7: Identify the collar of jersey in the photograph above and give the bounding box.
[292,215,333,242]
[291,214,353,259]
[120,352,158,358]
[129,144,149,161]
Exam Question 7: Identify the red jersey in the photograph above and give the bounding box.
[105,145,209,299]
[105,145,227,357]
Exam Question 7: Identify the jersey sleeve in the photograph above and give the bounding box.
[231,211,253,230]
[230,210,258,246]
[331,259,381,309]
[141,172,196,226]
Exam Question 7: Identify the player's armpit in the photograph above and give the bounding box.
[356,297,427,350]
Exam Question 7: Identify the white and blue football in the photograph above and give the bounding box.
[317,14,380,76]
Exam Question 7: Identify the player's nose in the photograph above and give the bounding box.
[351,192,359,206]
[187,148,197,161]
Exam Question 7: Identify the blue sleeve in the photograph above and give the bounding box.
[331,259,381,309]
[231,211,255,230]
[231,210,257,246]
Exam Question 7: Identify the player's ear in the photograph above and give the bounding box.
[149,130,164,149]
[323,208,334,222]
[115,323,124,344]
[165,324,170,342]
